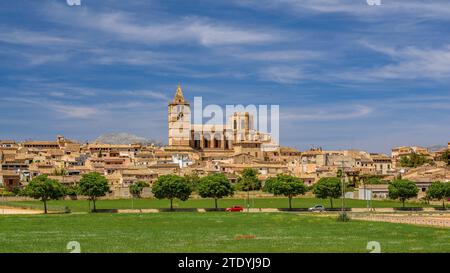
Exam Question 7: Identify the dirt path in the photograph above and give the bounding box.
[0,206,43,215]
[351,213,450,228]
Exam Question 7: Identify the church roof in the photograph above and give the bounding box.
[171,84,188,105]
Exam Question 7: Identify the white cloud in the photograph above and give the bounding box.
[123,90,170,101]
[226,49,322,62]
[0,97,100,119]
[260,66,305,84]
[0,28,79,46]
[44,5,280,47]
[281,104,373,121]
[23,53,69,66]
[339,42,450,81]
[235,0,450,20]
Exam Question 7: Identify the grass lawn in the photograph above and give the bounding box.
[3,197,428,212]
[0,213,448,253]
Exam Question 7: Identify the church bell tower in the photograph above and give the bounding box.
[168,84,191,147]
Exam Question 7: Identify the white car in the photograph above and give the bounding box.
[308,205,325,212]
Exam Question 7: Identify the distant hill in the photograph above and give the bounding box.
[93,133,165,146]
[427,144,447,152]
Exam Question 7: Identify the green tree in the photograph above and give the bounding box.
[184,173,201,192]
[264,174,307,210]
[313,177,341,208]
[426,181,450,209]
[388,179,419,207]
[235,168,261,208]
[400,152,429,168]
[198,173,234,209]
[152,174,192,210]
[129,181,150,198]
[64,185,79,199]
[78,172,110,212]
[262,177,277,193]
[366,177,383,184]
[24,175,65,214]
[441,150,450,166]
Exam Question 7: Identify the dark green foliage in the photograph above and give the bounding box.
[235,168,261,191]
[263,174,307,209]
[184,173,201,192]
[152,174,192,210]
[78,172,110,212]
[400,152,429,168]
[441,150,450,166]
[23,175,65,213]
[313,177,342,208]
[336,212,351,222]
[64,185,79,197]
[426,181,450,209]
[388,179,419,207]
[129,181,150,198]
[198,173,234,209]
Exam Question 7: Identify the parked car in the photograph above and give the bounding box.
[308,205,325,212]
[226,205,244,212]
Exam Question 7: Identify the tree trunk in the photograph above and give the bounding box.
[214,198,218,210]
[288,196,292,210]
[93,197,97,212]
[402,199,405,208]
[443,199,446,209]
[330,198,333,209]
[43,199,48,214]
[170,199,173,210]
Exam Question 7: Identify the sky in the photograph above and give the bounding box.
[0,0,449,153]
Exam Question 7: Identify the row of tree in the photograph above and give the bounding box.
[21,169,450,213]
[23,172,109,213]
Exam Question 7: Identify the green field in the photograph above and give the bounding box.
[3,197,428,212]
[0,213,448,253]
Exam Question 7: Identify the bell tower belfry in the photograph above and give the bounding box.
[168,84,191,147]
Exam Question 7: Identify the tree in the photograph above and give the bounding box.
[264,174,307,210]
[400,152,429,168]
[366,177,383,184]
[441,150,450,166]
[198,173,234,209]
[388,179,418,207]
[65,185,79,200]
[24,175,65,214]
[313,177,341,208]
[235,168,261,209]
[78,172,110,212]
[426,181,450,209]
[129,181,150,198]
[262,177,277,193]
[184,173,201,192]
[152,174,192,210]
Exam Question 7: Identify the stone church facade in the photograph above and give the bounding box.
[167,85,276,154]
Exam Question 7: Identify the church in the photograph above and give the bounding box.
[166,85,278,162]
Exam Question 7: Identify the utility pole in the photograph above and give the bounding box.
[336,160,346,214]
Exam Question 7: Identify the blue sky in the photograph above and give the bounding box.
[1,0,449,153]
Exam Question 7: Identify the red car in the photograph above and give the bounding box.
[226,205,244,212]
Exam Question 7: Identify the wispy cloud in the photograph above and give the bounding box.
[1,97,100,119]
[235,0,450,20]
[281,104,373,121]
[123,90,171,101]
[259,66,305,84]
[0,28,79,46]
[336,42,450,81]
[44,4,281,47]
